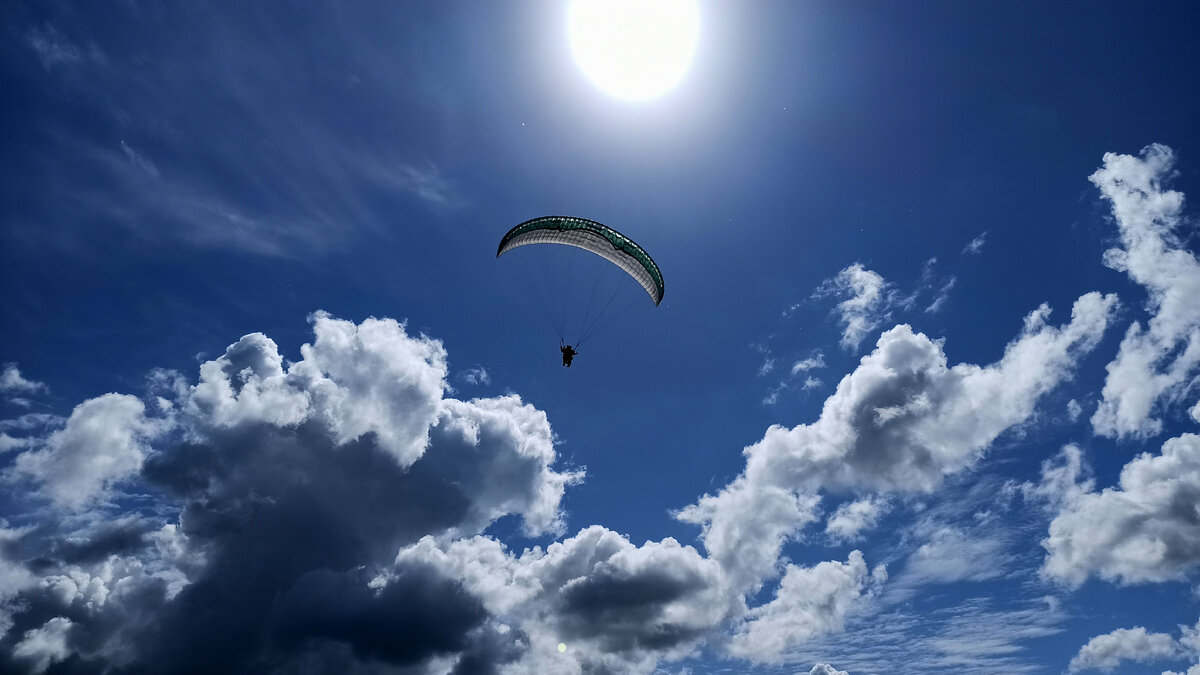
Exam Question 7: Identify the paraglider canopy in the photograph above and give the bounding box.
[497,216,664,306]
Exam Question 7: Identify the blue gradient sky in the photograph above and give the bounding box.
[3,2,1200,674]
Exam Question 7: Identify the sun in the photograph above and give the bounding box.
[568,0,699,101]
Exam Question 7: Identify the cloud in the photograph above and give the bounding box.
[1089,144,1200,439]
[9,394,163,509]
[1067,399,1083,422]
[799,594,1067,674]
[1039,433,1200,587]
[925,276,957,314]
[680,292,1115,590]
[762,352,826,404]
[390,162,457,208]
[25,25,85,70]
[458,366,491,386]
[1,414,65,454]
[0,364,48,396]
[1067,626,1179,672]
[728,551,885,663]
[394,526,736,673]
[0,312,581,673]
[792,353,827,375]
[898,524,1014,588]
[962,232,988,255]
[814,264,900,351]
[825,497,888,543]
[808,664,850,675]
[12,617,73,674]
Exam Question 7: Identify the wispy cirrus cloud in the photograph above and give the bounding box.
[962,231,988,256]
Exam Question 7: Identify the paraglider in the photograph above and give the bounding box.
[560,341,578,367]
[497,216,664,364]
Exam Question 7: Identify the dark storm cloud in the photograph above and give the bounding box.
[0,314,576,674]
[556,559,715,652]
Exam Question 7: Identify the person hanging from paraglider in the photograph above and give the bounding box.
[560,340,578,367]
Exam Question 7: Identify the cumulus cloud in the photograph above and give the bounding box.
[728,551,885,663]
[814,264,900,351]
[0,312,582,673]
[680,292,1115,589]
[1039,433,1200,587]
[9,394,163,509]
[1089,144,1200,439]
[1068,626,1179,672]
[808,664,850,675]
[825,497,888,543]
[395,526,735,673]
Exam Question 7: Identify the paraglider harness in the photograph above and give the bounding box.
[560,340,578,367]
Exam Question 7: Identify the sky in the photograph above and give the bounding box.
[2,1,1200,673]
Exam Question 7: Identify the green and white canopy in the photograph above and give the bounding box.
[497,216,664,305]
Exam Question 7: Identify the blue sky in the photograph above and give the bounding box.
[2,1,1200,673]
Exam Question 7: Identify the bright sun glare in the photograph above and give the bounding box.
[568,0,699,101]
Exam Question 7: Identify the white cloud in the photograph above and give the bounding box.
[12,617,73,674]
[1022,444,1093,507]
[186,312,448,466]
[1067,399,1083,422]
[680,292,1115,590]
[26,25,84,70]
[808,665,849,675]
[1089,144,1200,439]
[962,232,988,255]
[801,595,1067,674]
[10,394,162,509]
[0,526,39,638]
[728,551,885,663]
[1068,626,1179,672]
[924,276,957,314]
[363,160,457,208]
[0,364,48,395]
[899,525,1014,589]
[1182,618,1200,655]
[825,497,887,543]
[458,365,491,386]
[1040,433,1200,587]
[814,264,896,351]
[792,353,827,375]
